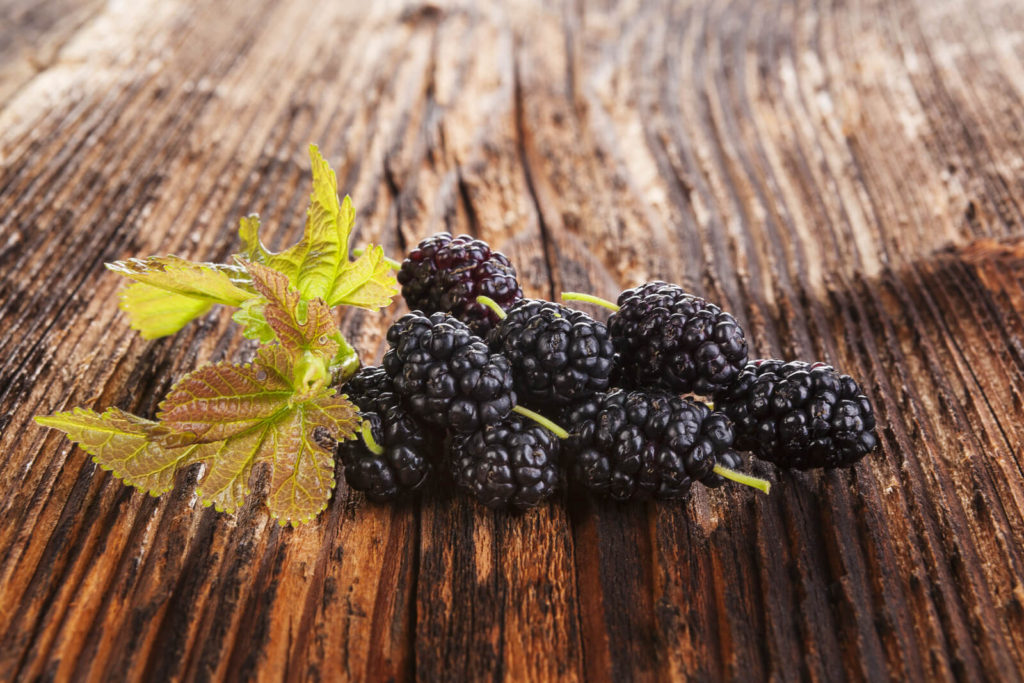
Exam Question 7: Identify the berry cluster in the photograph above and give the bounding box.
[337,233,879,509]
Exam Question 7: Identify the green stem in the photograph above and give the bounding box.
[360,420,385,455]
[512,405,569,439]
[332,333,361,383]
[713,465,771,494]
[352,246,402,270]
[561,292,620,312]
[476,295,508,320]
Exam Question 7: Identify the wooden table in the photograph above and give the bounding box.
[3,0,1024,679]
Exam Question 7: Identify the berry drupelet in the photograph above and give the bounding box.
[337,367,432,502]
[398,233,523,336]
[607,281,748,397]
[716,359,878,469]
[449,412,561,510]
[487,299,615,408]
[382,311,516,433]
[563,389,744,501]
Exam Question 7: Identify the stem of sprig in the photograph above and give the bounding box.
[476,295,508,320]
[561,292,620,312]
[511,405,569,439]
[351,247,402,271]
[713,465,771,494]
[360,420,385,455]
[331,332,361,383]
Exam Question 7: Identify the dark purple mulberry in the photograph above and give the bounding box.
[608,281,748,396]
[382,311,516,433]
[337,367,433,502]
[449,413,561,510]
[488,299,615,408]
[398,233,523,335]
[716,359,878,469]
[563,389,741,501]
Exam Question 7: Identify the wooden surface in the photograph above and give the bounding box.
[3,0,1024,680]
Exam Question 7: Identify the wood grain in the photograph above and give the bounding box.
[2,0,1024,680]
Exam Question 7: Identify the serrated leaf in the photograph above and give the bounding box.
[35,408,200,494]
[266,394,358,524]
[107,256,254,305]
[327,244,399,309]
[195,423,270,513]
[245,262,339,359]
[157,360,293,445]
[265,412,332,525]
[261,146,353,300]
[226,146,397,313]
[120,282,214,339]
[152,340,357,524]
[109,256,256,339]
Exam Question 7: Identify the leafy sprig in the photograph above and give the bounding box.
[36,145,397,525]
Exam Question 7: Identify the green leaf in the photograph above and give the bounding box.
[34,408,201,495]
[107,256,254,305]
[327,244,399,309]
[151,344,358,524]
[245,262,339,360]
[108,256,256,338]
[230,146,398,311]
[39,347,360,524]
[120,282,214,339]
[156,357,294,446]
[194,424,269,514]
[266,399,351,524]
[260,146,353,299]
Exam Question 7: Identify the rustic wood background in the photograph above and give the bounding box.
[3,0,1024,680]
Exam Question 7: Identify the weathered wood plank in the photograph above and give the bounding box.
[2,0,1024,680]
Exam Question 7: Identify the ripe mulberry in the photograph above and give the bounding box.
[563,389,741,501]
[488,299,615,408]
[337,367,432,502]
[608,282,748,396]
[716,359,878,469]
[449,413,561,510]
[382,311,516,433]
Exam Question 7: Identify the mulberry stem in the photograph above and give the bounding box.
[475,295,508,320]
[713,465,771,494]
[561,292,620,311]
[331,332,361,383]
[511,405,569,439]
[360,420,385,456]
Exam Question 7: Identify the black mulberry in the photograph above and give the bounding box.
[716,359,878,469]
[608,282,748,396]
[564,389,741,501]
[449,413,561,510]
[488,299,615,408]
[337,367,433,502]
[382,312,516,433]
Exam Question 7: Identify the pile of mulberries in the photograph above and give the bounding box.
[336,233,880,510]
